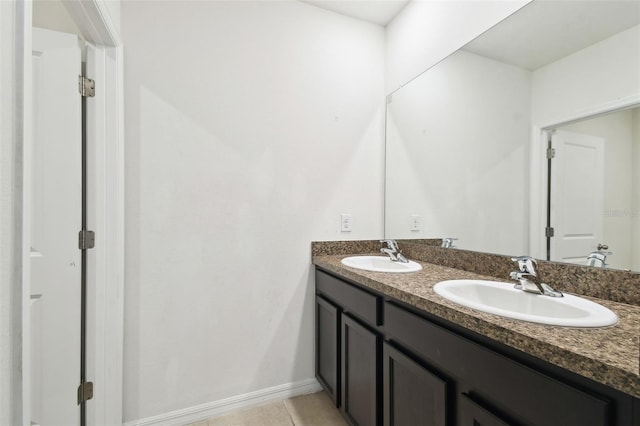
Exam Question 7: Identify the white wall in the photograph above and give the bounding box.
[385,50,531,254]
[33,0,84,41]
[32,0,121,43]
[385,0,529,94]
[122,1,384,421]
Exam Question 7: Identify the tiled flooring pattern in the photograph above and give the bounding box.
[187,391,347,426]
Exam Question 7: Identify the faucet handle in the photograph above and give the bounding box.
[510,256,538,275]
[380,239,399,251]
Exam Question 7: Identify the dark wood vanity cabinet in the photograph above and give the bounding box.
[315,296,340,405]
[457,394,511,426]
[383,342,447,426]
[315,268,638,426]
[385,301,615,426]
[342,313,380,426]
[316,270,382,426]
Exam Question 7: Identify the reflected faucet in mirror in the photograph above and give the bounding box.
[587,250,613,268]
[441,238,458,248]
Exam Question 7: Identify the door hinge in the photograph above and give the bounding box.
[545,227,555,238]
[77,381,94,404]
[79,230,95,250]
[546,147,556,159]
[78,75,95,97]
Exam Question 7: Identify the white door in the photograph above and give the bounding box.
[30,27,82,426]
[549,129,605,265]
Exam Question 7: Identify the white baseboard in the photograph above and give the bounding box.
[124,378,322,426]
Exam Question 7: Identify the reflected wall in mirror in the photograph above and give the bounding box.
[385,48,530,256]
[385,0,640,271]
[547,107,640,272]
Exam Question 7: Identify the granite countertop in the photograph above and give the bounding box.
[313,253,640,399]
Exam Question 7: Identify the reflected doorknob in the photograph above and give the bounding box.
[597,243,609,250]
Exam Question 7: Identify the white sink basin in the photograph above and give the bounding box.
[341,256,422,273]
[433,279,618,328]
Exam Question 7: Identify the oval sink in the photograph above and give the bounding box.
[433,279,618,328]
[341,256,422,273]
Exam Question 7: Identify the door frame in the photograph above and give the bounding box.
[529,94,640,261]
[0,0,124,424]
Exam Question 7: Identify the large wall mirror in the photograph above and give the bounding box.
[385,0,640,272]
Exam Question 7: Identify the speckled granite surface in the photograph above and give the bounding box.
[311,240,383,256]
[397,241,640,306]
[310,239,441,257]
[311,241,640,399]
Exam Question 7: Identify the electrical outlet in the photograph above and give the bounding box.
[410,214,421,232]
[341,214,353,232]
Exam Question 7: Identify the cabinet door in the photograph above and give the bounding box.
[458,394,511,426]
[342,313,380,426]
[385,302,612,426]
[316,296,340,406]
[383,343,447,426]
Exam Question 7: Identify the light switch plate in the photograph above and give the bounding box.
[410,214,421,232]
[341,214,353,232]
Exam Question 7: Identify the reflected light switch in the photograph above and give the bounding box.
[410,214,421,232]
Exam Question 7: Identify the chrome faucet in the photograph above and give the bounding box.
[586,250,612,268]
[441,237,458,248]
[380,239,408,263]
[509,256,563,297]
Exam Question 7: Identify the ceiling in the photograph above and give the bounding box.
[298,0,410,26]
[297,0,640,66]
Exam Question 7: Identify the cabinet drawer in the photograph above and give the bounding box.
[385,302,611,426]
[316,270,381,326]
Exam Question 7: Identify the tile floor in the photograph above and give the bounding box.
[187,391,347,426]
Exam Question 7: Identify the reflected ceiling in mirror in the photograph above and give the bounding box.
[384,0,640,271]
[463,1,640,70]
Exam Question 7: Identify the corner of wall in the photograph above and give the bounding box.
[384,0,530,95]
